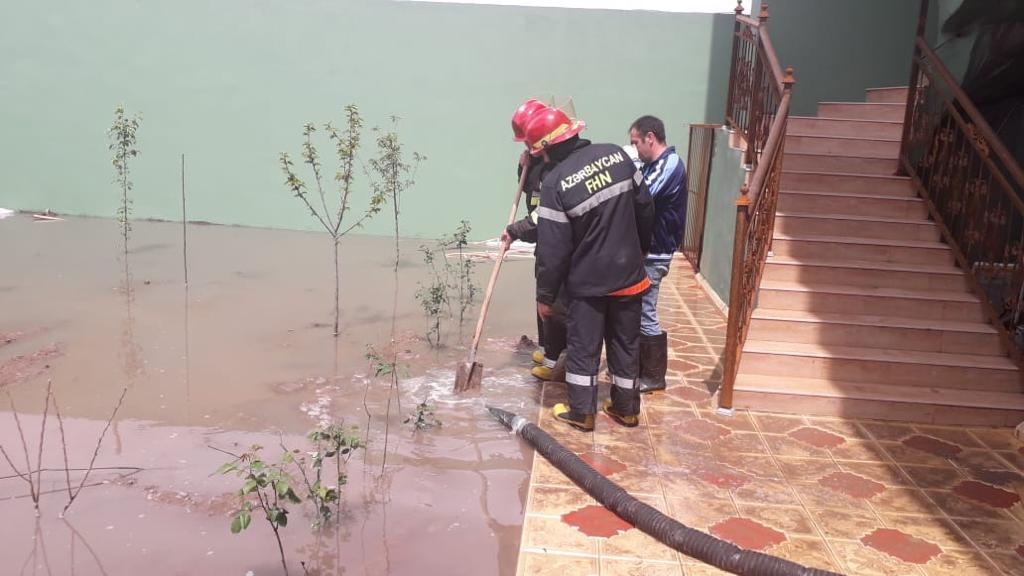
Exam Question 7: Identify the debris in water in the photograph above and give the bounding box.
[0,343,62,387]
[515,335,536,354]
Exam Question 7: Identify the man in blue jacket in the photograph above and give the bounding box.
[628,116,688,393]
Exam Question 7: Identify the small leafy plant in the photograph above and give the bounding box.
[415,245,449,347]
[218,446,301,576]
[442,219,478,333]
[292,424,363,528]
[405,400,442,430]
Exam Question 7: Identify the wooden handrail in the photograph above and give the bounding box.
[746,92,791,208]
[758,31,786,94]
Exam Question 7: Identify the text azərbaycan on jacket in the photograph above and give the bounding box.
[535,139,654,305]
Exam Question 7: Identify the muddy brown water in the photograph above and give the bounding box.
[0,214,544,575]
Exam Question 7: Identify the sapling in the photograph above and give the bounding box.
[415,245,449,347]
[218,445,301,576]
[442,220,477,335]
[108,106,140,294]
[280,105,387,337]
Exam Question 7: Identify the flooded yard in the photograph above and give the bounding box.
[0,214,542,575]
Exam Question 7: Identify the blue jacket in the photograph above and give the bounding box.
[641,146,687,262]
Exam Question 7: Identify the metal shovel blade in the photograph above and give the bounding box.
[454,361,483,393]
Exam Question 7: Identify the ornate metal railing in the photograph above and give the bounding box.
[725,3,786,175]
[719,2,794,413]
[681,124,716,270]
[900,35,1024,359]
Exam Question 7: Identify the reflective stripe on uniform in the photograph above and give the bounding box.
[565,372,596,387]
[566,179,633,218]
[537,206,569,223]
[530,210,539,224]
[612,375,636,390]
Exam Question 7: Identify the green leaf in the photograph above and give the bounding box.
[239,510,251,531]
[230,515,242,534]
[275,480,290,498]
[216,462,238,475]
[241,478,258,495]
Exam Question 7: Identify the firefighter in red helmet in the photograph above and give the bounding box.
[524,108,655,432]
[503,99,570,382]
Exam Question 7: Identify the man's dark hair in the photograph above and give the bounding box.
[630,115,666,143]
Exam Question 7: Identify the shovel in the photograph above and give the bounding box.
[454,165,530,392]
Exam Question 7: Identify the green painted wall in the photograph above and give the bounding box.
[0,0,733,239]
[697,127,745,303]
[750,0,920,115]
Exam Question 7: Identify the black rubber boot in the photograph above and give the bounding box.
[638,331,668,394]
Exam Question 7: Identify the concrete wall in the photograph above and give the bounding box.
[751,0,921,115]
[0,0,733,239]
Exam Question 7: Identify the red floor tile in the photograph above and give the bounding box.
[861,527,943,564]
[709,517,786,551]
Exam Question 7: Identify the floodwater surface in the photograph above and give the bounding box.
[0,214,544,575]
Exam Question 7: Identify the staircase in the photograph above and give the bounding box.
[731,86,1024,426]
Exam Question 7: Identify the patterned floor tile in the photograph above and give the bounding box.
[600,521,679,562]
[734,503,817,536]
[879,514,975,551]
[517,552,598,576]
[600,558,683,576]
[969,428,1021,451]
[807,507,881,540]
[768,537,844,573]
[775,456,842,481]
[528,484,597,516]
[838,461,915,487]
[920,548,1004,576]
[828,539,924,575]
[924,488,1015,520]
[709,517,787,551]
[751,413,808,435]
[829,439,891,462]
[665,496,738,532]
[870,486,946,516]
[900,464,967,490]
[880,441,957,467]
[912,426,988,450]
[731,477,803,507]
[951,517,1024,551]
[522,514,600,555]
[563,504,634,538]
[763,433,833,459]
[860,421,917,442]
[987,550,1024,576]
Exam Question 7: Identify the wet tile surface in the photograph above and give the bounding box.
[516,258,1024,576]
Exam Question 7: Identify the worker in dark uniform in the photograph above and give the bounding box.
[502,99,568,381]
[525,107,655,432]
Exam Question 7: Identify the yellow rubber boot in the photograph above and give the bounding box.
[531,350,545,365]
[602,399,639,428]
[552,403,595,432]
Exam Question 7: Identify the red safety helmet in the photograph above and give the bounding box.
[523,108,586,156]
[511,99,549,142]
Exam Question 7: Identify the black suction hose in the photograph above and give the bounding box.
[488,406,843,576]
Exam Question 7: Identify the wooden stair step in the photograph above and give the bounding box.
[865,86,909,104]
[779,189,927,219]
[785,133,900,159]
[789,116,904,139]
[781,170,913,196]
[731,374,1024,426]
[774,212,939,242]
[748,308,1002,356]
[764,255,966,291]
[817,102,906,122]
[739,339,1020,391]
[782,153,899,176]
[757,280,985,321]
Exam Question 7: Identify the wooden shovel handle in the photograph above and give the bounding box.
[467,165,531,363]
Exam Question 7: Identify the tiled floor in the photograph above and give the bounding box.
[515,258,1024,576]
